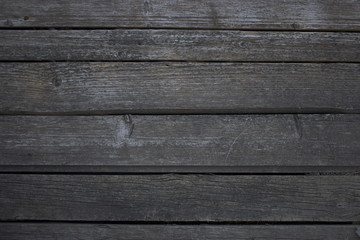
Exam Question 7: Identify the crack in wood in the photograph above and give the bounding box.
[225,134,241,162]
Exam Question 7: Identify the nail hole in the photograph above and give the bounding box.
[23,16,30,20]
[336,203,346,208]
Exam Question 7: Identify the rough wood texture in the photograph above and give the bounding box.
[0,115,359,172]
[1,0,360,30]
[0,223,359,240]
[1,62,359,114]
[1,30,359,61]
[0,174,359,221]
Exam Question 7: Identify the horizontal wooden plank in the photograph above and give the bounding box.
[1,63,359,114]
[0,224,359,240]
[1,0,360,30]
[1,30,359,61]
[0,115,359,172]
[0,174,359,221]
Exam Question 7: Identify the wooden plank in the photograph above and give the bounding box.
[1,0,360,30]
[0,174,359,221]
[0,115,359,172]
[1,63,359,114]
[0,223,359,240]
[1,30,359,61]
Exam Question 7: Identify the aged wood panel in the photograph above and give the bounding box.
[0,223,359,240]
[0,174,359,221]
[1,30,359,61]
[1,0,360,30]
[0,115,359,172]
[1,62,359,114]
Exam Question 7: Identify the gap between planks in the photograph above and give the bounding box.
[0,220,358,224]
[0,167,359,175]
[1,27,360,32]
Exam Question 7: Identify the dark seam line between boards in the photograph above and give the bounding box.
[1,111,360,115]
[0,60,359,63]
[0,220,358,225]
[0,172,358,175]
[1,27,360,33]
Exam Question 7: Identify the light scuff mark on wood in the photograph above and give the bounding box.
[225,134,241,162]
[356,227,360,237]
[114,115,134,147]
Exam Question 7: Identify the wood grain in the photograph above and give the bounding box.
[0,223,359,240]
[1,115,359,172]
[1,30,359,61]
[0,174,359,221]
[1,63,359,114]
[1,0,360,30]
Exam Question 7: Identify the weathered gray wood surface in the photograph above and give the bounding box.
[1,63,359,114]
[0,174,359,221]
[1,30,359,61]
[1,0,359,237]
[1,115,359,172]
[1,0,360,30]
[1,223,359,240]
